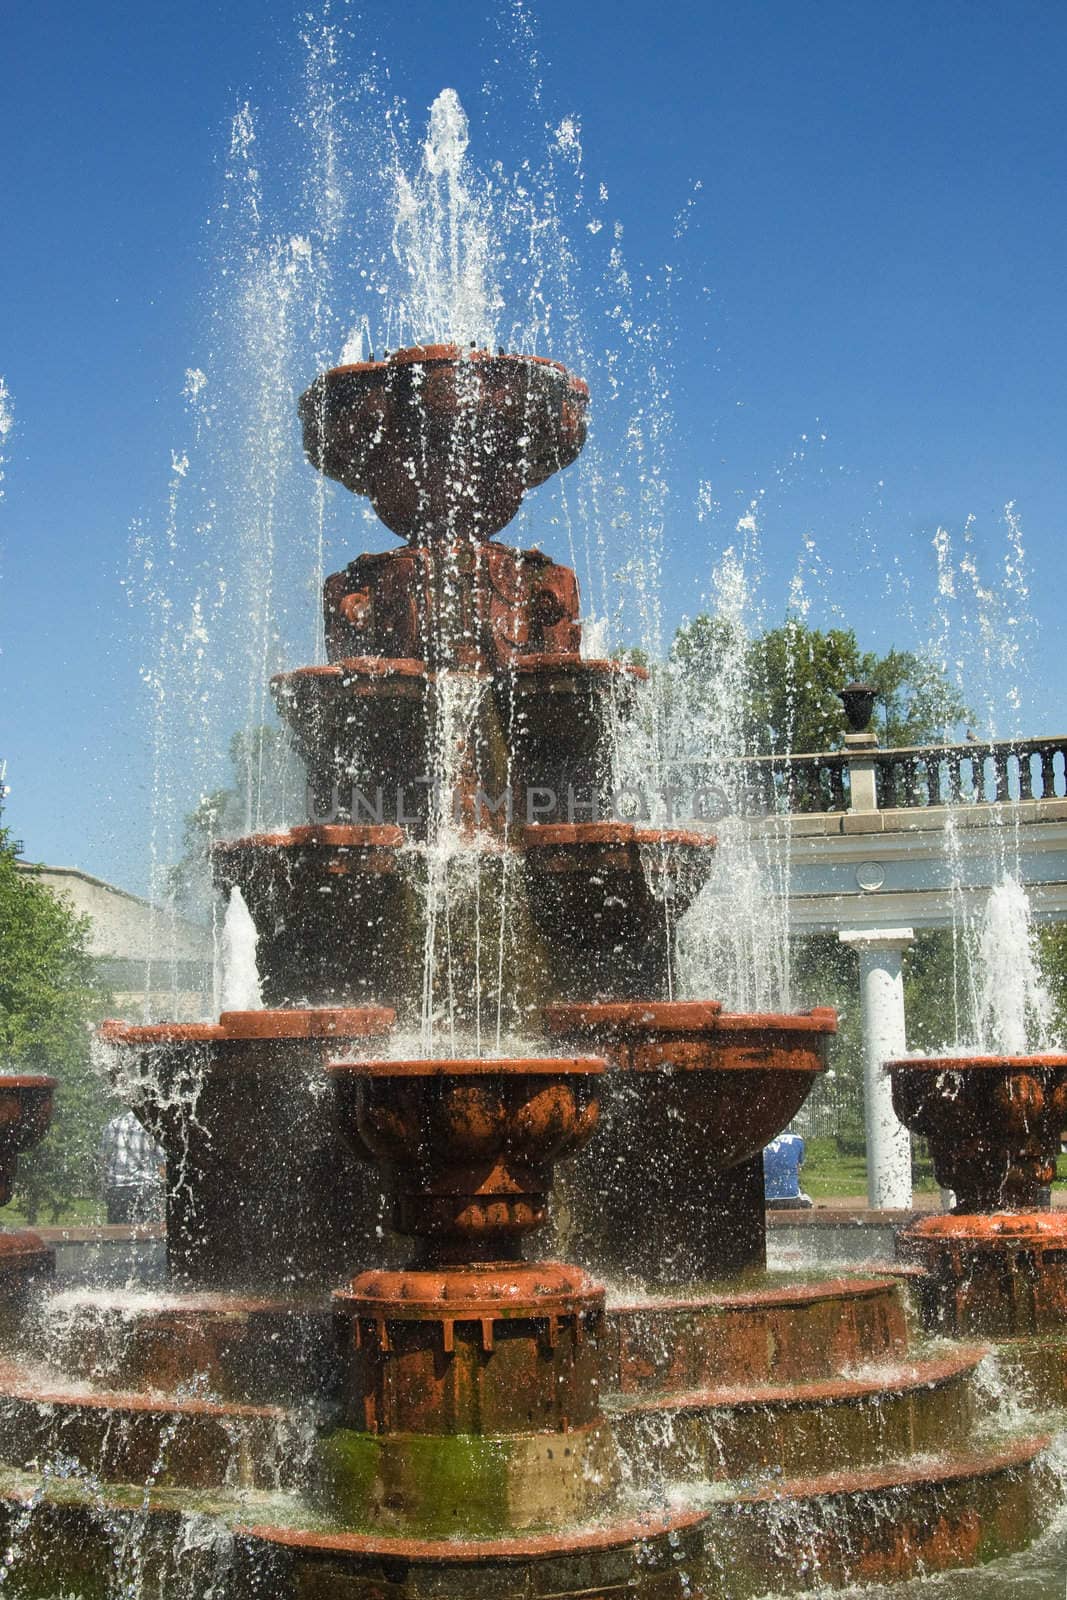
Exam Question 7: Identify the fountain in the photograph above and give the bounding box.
[888,879,1067,1401]
[0,318,1062,1591]
[890,1048,1067,1338]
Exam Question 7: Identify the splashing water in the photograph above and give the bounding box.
[620,533,792,1011]
[973,876,1055,1054]
[0,375,13,498]
[388,88,502,349]
[218,886,263,1013]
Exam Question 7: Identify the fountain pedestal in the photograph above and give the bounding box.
[321,1055,617,1537]
[889,1053,1067,1335]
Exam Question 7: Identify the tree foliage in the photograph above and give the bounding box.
[0,823,113,1222]
[670,616,969,756]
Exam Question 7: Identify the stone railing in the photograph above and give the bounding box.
[742,752,849,815]
[741,736,1067,816]
[874,737,1067,810]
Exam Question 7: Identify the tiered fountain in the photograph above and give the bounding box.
[0,343,1059,1597]
[888,880,1067,1408]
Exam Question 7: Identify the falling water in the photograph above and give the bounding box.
[0,376,13,499]
[14,14,1067,1598]
[387,89,502,350]
[916,511,1057,1054]
[664,533,792,1010]
[417,668,495,1053]
[132,56,685,1031]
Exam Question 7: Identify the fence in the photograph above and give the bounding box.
[788,1075,864,1141]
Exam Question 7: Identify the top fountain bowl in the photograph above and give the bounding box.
[299,345,589,543]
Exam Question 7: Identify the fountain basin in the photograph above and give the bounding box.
[706,1434,1055,1597]
[0,1075,57,1324]
[898,1210,1067,1336]
[604,1275,908,1395]
[889,1053,1067,1335]
[887,1053,1067,1210]
[543,1003,832,1287]
[299,346,589,542]
[524,824,718,999]
[0,1232,54,1318]
[328,1055,603,1253]
[503,654,647,821]
[0,1364,300,1491]
[30,1288,335,1405]
[213,826,414,1007]
[0,1075,55,1207]
[237,1507,708,1598]
[545,1002,833,1168]
[99,1007,396,1288]
[612,1346,987,1486]
[273,657,431,815]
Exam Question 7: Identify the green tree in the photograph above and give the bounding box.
[670,616,969,757]
[0,823,113,1222]
[748,623,866,755]
[789,933,867,1148]
[1038,923,1067,1045]
[867,648,969,748]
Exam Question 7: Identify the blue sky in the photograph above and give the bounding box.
[3,0,1066,893]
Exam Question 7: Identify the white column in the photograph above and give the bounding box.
[838,928,914,1209]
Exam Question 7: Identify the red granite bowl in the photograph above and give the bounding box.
[544,1003,835,1170]
[328,1056,604,1255]
[299,346,589,542]
[888,1053,1067,1211]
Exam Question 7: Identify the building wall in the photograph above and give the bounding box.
[17,864,214,1022]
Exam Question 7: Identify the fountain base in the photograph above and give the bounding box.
[0,1271,1059,1596]
[317,1417,618,1539]
[898,1210,1067,1337]
[325,1261,615,1536]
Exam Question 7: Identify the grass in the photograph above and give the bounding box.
[0,1197,105,1228]
[800,1135,1067,1200]
[801,1136,939,1199]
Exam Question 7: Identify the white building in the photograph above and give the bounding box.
[17,864,213,1022]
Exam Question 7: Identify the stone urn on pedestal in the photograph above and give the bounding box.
[320,1054,616,1538]
[889,1052,1067,1335]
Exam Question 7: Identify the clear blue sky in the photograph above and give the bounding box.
[3,0,1066,893]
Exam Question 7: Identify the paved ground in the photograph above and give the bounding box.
[810,1190,1067,1210]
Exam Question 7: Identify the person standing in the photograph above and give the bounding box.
[100,1110,165,1224]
